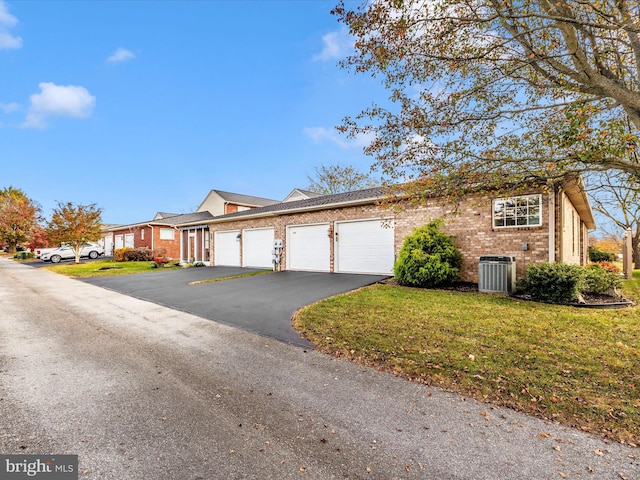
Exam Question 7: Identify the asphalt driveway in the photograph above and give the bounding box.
[82,268,388,348]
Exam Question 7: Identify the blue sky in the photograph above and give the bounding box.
[0,0,385,225]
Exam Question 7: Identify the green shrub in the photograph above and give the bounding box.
[13,251,34,260]
[123,247,154,262]
[583,264,622,294]
[394,220,462,288]
[588,245,616,263]
[517,262,584,303]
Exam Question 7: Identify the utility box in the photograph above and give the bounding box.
[478,255,517,294]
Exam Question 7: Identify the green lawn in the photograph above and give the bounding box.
[294,273,640,445]
[45,259,182,277]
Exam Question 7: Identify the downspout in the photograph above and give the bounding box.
[147,225,154,252]
[548,186,555,263]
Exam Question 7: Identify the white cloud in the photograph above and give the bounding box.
[0,1,22,49]
[0,101,19,113]
[22,82,96,128]
[313,28,352,61]
[304,126,373,149]
[107,47,136,64]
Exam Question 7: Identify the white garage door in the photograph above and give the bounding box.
[242,227,274,268]
[214,230,240,266]
[335,219,394,274]
[287,223,330,272]
[124,233,134,248]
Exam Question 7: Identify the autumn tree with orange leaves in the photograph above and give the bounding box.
[47,202,103,264]
[334,0,640,198]
[0,186,42,254]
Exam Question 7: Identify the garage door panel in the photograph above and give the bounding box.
[336,219,394,275]
[242,228,274,268]
[215,230,240,266]
[287,224,330,272]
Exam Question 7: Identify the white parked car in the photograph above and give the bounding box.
[35,246,59,259]
[41,243,105,263]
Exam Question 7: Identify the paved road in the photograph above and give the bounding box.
[1,259,638,479]
[81,268,388,348]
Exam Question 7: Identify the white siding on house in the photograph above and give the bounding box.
[215,230,241,266]
[286,223,331,272]
[334,219,395,275]
[242,227,274,268]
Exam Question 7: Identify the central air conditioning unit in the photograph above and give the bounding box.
[478,255,517,294]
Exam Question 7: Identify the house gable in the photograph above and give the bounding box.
[196,189,279,215]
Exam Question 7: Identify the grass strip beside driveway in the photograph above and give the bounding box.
[294,280,640,445]
[188,270,272,285]
[45,260,181,277]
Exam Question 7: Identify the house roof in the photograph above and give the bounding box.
[562,174,596,230]
[106,211,214,231]
[154,212,180,220]
[197,189,279,211]
[177,174,597,230]
[178,187,388,226]
[282,188,325,202]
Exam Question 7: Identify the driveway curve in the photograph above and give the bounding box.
[82,268,388,348]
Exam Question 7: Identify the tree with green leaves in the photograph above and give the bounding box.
[46,202,103,264]
[0,187,42,254]
[334,0,640,198]
[307,164,379,194]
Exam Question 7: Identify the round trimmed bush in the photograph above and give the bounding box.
[394,220,462,288]
[516,262,584,303]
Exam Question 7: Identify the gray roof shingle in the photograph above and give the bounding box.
[209,187,387,222]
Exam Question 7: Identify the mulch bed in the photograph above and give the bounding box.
[379,279,634,308]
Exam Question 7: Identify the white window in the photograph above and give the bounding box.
[141,228,145,240]
[160,228,175,240]
[493,194,542,228]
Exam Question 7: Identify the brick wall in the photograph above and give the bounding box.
[153,227,180,259]
[207,189,552,283]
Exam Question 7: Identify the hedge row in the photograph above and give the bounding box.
[113,247,155,262]
[517,262,622,304]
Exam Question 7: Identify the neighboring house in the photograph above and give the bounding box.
[105,211,214,260]
[104,191,281,263]
[177,175,595,282]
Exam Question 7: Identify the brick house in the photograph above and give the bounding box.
[177,175,595,282]
[103,191,280,263]
[104,211,214,260]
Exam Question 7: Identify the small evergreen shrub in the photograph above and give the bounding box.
[588,245,616,263]
[394,220,462,288]
[583,264,622,294]
[517,262,584,303]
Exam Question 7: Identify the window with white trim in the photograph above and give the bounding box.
[493,194,542,228]
[160,228,175,240]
